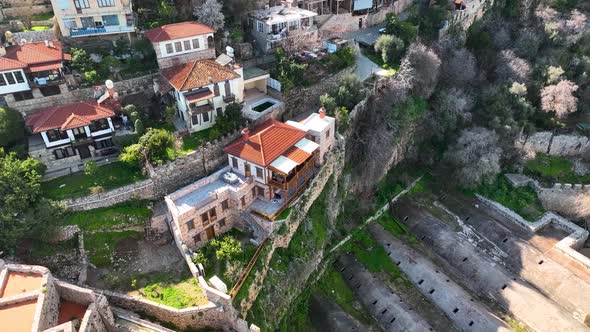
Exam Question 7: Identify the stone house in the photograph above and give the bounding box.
[50,0,136,38]
[159,59,244,133]
[144,21,216,69]
[165,110,335,249]
[25,99,120,176]
[0,41,71,104]
[248,3,318,53]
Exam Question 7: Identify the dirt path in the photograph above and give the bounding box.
[391,198,589,331]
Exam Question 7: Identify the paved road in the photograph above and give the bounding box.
[336,253,435,331]
[435,193,590,325]
[391,198,589,332]
[369,223,511,332]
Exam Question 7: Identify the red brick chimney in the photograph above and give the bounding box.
[241,128,250,140]
[319,107,326,119]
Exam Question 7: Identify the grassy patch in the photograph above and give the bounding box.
[62,200,152,231]
[275,207,292,221]
[525,153,590,184]
[377,211,416,242]
[232,242,271,307]
[468,175,545,221]
[132,270,208,308]
[181,128,212,152]
[26,237,78,259]
[84,231,142,267]
[32,12,54,21]
[315,265,374,325]
[42,162,145,200]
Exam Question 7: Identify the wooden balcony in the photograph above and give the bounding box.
[269,154,317,196]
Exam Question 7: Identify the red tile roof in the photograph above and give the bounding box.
[224,120,307,166]
[0,41,69,72]
[283,146,311,164]
[25,100,115,133]
[161,59,240,92]
[145,22,215,43]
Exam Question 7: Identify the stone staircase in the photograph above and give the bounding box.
[240,211,268,245]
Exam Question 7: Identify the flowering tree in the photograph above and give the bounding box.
[193,0,225,31]
[540,80,579,118]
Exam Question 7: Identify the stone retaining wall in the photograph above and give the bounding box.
[517,131,590,158]
[476,195,590,270]
[64,179,155,211]
[8,74,158,115]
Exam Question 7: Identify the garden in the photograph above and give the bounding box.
[128,269,208,308]
[525,153,590,184]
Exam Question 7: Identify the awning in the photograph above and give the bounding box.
[270,155,298,174]
[27,62,62,73]
[295,137,319,154]
[283,146,310,164]
[185,89,214,103]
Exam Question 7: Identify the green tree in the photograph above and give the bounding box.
[273,48,307,93]
[71,48,94,73]
[375,34,405,65]
[210,235,242,261]
[138,128,175,163]
[119,143,143,168]
[334,73,364,111]
[0,107,24,148]
[212,102,243,134]
[83,160,98,177]
[164,105,176,124]
[0,150,58,248]
[134,119,144,135]
[319,93,337,114]
[385,13,418,44]
[83,70,100,85]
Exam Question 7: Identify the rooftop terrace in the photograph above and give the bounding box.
[1,272,43,298]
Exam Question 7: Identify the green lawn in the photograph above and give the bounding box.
[32,12,54,21]
[525,153,590,184]
[469,176,545,222]
[181,128,212,152]
[42,162,145,200]
[62,200,152,232]
[26,237,78,259]
[84,231,142,267]
[132,270,208,308]
[275,207,292,221]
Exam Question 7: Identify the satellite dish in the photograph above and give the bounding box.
[105,80,114,89]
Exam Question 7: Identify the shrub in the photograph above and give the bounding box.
[84,160,98,177]
[113,133,139,148]
[385,13,417,44]
[134,119,144,135]
[322,46,356,72]
[319,93,337,114]
[83,70,100,85]
[119,144,143,168]
[334,73,364,110]
[0,107,24,148]
[210,235,242,261]
[139,128,175,163]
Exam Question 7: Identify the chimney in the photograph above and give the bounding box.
[241,128,250,140]
[48,41,55,48]
[319,107,326,119]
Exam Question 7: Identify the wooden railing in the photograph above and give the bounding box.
[229,238,268,299]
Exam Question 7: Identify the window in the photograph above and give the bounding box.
[219,218,226,228]
[46,129,68,142]
[187,219,195,230]
[90,118,109,132]
[65,146,75,156]
[174,41,182,52]
[74,0,90,9]
[193,233,201,243]
[216,107,222,117]
[53,146,76,160]
[102,15,119,26]
[0,73,6,86]
[241,196,246,207]
[95,138,114,150]
[256,167,263,179]
[326,129,330,139]
[184,40,191,51]
[63,18,77,30]
[252,187,256,198]
[192,38,200,49]
[213,83,220,96]
[202,112,209,122]
[13,71,24,83]
[165,43,173,54]
[72,127,86,138]
[231,157,238,168]
[256,21,264,33]
[209,208,216,219]
[81,17,94,28]
[257,186,264,197]
[221,199,229,211]
[54,148,64,159]
[4,73,15,85]
[201,212,209,226]
[224,81,231,96]
[97,0,115,7]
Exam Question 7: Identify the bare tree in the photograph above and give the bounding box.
[404,43,441,99]
[495,49,531,84]
[445,127,502,188]
[540,80,579,118]
[193,0,225,31]
[441,48,477,88]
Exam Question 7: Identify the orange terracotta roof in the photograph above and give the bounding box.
[0,299,39,332]
[224,120,307,166]
[0,41,69,72]
[145,21,215,43]
[161,59,240,92]
[283,146,311,164]
[25,100,115,133]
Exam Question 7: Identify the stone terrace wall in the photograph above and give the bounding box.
[517,131,590,158]
[8,74,158,115]
[64,179,155,211]
[282,68,353,120]
[148,130,242,197]
[13,29,57,43]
